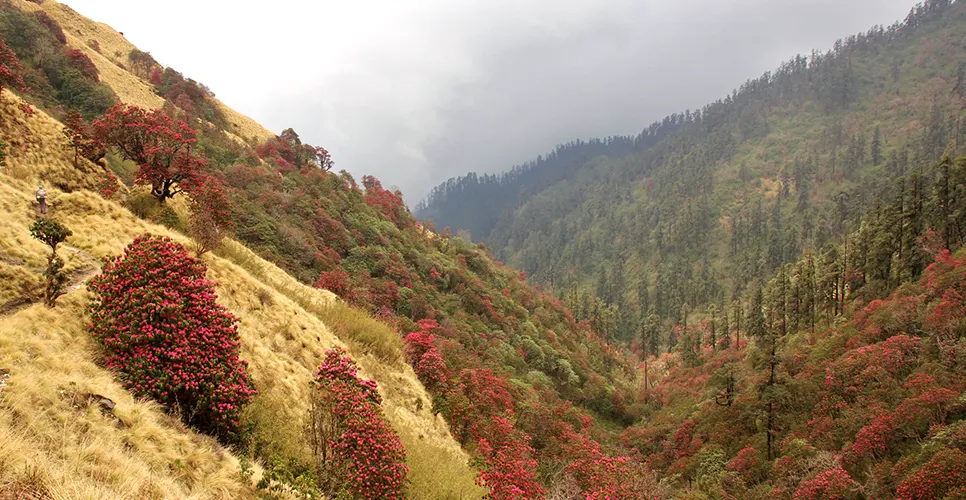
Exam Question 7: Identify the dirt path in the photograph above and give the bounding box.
[0,245,100,317]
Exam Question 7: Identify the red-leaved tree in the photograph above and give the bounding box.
[188,174,233,256]
[62,110,102,168]
[309,347,408,499]
[65,48,99,82]
[0,34,25,96]
[0,33,32,116]
[404,319,450,392]
[87,234,255,440]
[92,104,206,202]
[895,448,966,500]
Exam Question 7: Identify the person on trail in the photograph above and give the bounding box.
[36,185,47,215]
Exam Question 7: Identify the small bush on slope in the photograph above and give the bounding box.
[87,233,255,441]
[308,347,408,499]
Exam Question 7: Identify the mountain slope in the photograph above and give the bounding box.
[418,0,966,342]
[0,27,481,500]
[8,0,274,143]
[0,1,644,497]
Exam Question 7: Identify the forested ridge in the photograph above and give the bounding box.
[418,0,966,344]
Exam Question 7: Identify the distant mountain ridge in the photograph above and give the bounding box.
[417,0,966,341]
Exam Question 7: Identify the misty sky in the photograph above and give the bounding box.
[67,0,916,202]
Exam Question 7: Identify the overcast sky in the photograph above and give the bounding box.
[66,0,916,202]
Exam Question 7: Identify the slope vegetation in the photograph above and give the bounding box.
[0,49,480,500]
[419,0,966,343]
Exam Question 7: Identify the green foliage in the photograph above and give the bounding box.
[124,191,160,220]
[29,218,71,307]
[28,218,71,251]
[418,0,966,351]
[0,4,117,119]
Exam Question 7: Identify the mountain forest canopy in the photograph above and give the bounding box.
[2,0,966,498]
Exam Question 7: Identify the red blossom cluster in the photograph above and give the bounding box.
[95,170,119,199]
[726,446,764,484]
[311,347,408,499]
[568,447,655,499]
[403,319,449,391]
[92,104,206,202]
[0,34,26,96]
[87,234,255,440]
[61,110,102,168]
[794,467,856,500]
[362,175,410,229]
[255,128,334,171]
[187,174,233,255]
[65,49,99,82]
[895,448,966,500]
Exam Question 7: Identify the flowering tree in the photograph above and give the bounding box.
[895,448,966,500]
[92,104,206,202]
[65,48,99,82]
[404,319,449,392]
[309,347,408,498]
[188,174,233,256]
[87,234,255,440]
[0,33,32,116]
[794,467,857,500]
[0,34,26,96]
[62,110,102,168]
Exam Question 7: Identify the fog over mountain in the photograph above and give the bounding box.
[68,0,915,200]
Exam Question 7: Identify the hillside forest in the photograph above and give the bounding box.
[1,0,966,499]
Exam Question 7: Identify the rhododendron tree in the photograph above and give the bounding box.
[404,319,450,391]
[309,347,408,499]
[62,110,102,168]
[188,174,233,256]
[92,104,206,202]
[0,33,32,116]
[794,467,857,500]
[0,34,26,96]
[87,235,255,440]
[475,416,544,500]
[895,448,966,500]
[65,48,99,82]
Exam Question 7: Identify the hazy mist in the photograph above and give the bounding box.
[68,0,916,201]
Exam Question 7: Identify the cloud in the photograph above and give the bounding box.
[67,0,916,201]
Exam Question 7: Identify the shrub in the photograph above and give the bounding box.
[794,467,857,500]
[33,11,64,44]
[87,234,255,440]
[0,32,26,95]
[308,347,408,499]
[895,448,966,500]
[29,218,71,307]
[188,175,233,256]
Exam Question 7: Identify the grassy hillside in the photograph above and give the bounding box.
[0,77,481,499]
[0,1,645,497]
[7,0,274,144]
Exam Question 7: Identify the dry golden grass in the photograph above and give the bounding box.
[9,0,165,111]
[0,139,481,499]
[0,90,104,191]
[0,293,254,499]
[8,0,276,144]
[0,4,481,492]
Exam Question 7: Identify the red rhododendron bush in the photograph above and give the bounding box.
[87,234,255,440]
[309,347,408,499]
